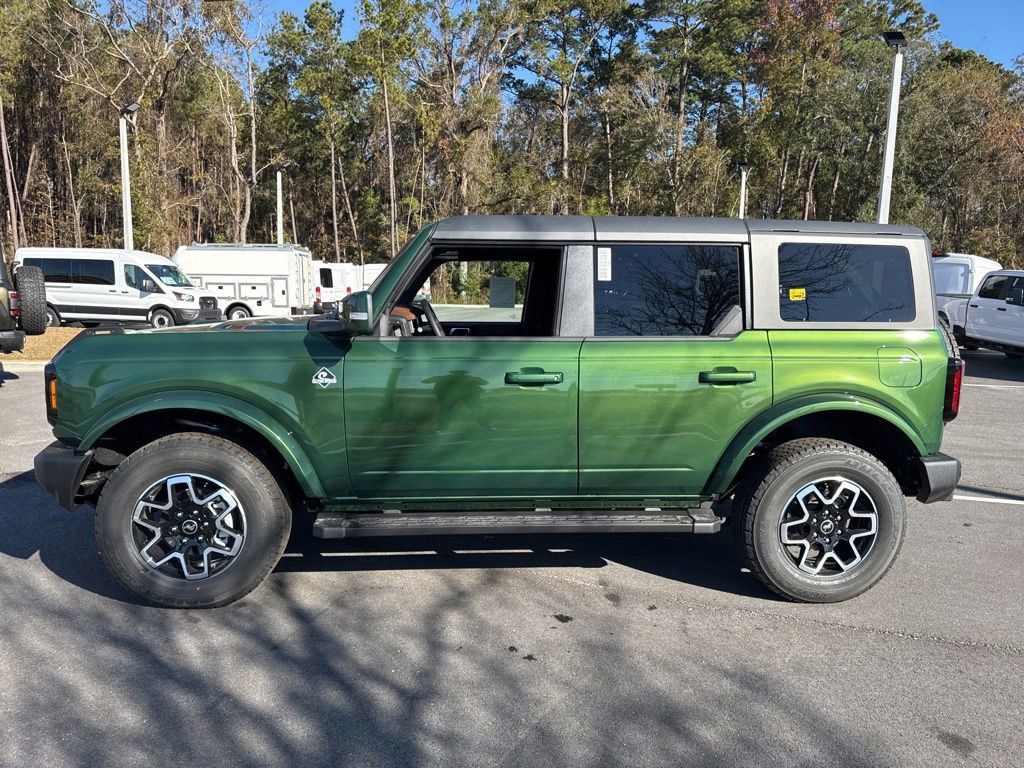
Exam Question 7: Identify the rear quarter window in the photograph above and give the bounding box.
[778,243,915,323]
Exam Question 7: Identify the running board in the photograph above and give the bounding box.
[312,509,723,539]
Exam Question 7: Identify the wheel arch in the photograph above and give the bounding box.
[706,396,926,498]
[79,394,327,500]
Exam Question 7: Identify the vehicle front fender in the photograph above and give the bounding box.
[705,393,927,495]
[79,391,327,499]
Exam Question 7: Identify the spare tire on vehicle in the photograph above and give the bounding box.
[14,265,47,336]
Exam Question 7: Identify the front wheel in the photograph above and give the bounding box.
[95,433,291,608]
[150,308,175,329]
[733,438,905,602]
[227,305,251,321]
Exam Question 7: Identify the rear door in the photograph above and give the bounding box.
[578,242,772,498]
[967,273,1012,343]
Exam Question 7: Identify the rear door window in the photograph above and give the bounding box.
[320,268,334,288]
[778,243,915,323]
[593,244,741,336]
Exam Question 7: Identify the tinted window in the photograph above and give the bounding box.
[320,268,334,288]
[778,243,915,323]
[74,259,115,285]
[978,274,1010,300]
[594,244,741,336]
[932,260,971,294]
[24,257,73,283]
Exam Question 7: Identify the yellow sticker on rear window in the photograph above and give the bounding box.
[788,287,807,301]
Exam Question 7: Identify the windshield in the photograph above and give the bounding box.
[146,263,195,288]
[932,260,971,295]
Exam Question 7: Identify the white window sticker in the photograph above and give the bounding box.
[597,247,612,282]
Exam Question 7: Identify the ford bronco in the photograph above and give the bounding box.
[34,216,963,608]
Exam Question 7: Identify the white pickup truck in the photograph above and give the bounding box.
[932,253,1002,348]
[963,270,1024,360]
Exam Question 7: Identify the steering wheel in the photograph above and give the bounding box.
[411,299,445,337]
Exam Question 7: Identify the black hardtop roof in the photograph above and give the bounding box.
[431,215,924,242]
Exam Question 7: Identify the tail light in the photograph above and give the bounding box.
[944,358,964,421]
[10,290,19,317]
[315,285,321,299]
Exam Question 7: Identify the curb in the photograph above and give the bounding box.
[0,360,48,373]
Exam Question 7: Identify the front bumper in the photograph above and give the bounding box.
[916,452,961,503]
[34,441,94,512]
[172,306,223,324]
[0,328,25,354]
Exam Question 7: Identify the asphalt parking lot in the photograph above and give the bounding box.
[1,350,1022,768]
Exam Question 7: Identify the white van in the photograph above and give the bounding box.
[15,247,221,328]
[932,253,1002,334]
[172,244,314,320]
[964,270,1024,359]
[312,260,362,311]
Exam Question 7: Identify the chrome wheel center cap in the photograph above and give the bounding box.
[819,519,835,535]
[181,519,199,535]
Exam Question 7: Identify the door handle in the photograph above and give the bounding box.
[970,304,979,308]
[505,370,563,386]
[996,307,1007,312]
[108,289,118,293]
[699,369,757,385]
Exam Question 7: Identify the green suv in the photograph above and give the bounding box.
[34,216,963,607]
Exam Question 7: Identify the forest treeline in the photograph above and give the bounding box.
[0,0,1022,267]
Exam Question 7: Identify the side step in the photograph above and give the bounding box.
[313,509,723,539]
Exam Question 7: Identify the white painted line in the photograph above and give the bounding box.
[953,494,1024,506]
[963,385,1024,391]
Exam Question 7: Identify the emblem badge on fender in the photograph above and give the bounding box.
[312,367,338,389]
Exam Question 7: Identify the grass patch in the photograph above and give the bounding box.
[14,327,82,361]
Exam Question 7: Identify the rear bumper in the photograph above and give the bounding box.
[916,453,961,503]
[0,328,25,353]
[34,441,94,512]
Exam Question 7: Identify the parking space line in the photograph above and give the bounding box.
[962,383,1024,390]
[953,494,1024,506]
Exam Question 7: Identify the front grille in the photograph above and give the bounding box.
[200,296,218,309]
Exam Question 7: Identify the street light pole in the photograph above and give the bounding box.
[276,168,284,246]
[737,162,750,219]
[119,101,140,250]
[878,31,907,225]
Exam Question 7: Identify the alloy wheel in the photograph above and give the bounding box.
[131,474,246,581]
[779,477,878,576]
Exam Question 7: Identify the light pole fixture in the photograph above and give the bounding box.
[877,31,907,225]
[737,161,750,219]
[118,101,141,250]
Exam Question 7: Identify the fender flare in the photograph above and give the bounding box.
[704,393,926,495]
[78,391,327,499]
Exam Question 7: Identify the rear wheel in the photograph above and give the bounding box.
[45,305,61,328]
[14,265,47,335]
[227,305,251,321]
[95,433,291,608]
[733,438,906,602]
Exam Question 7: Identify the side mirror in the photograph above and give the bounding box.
[1007,286,1024,306]
[308,290,374,336]
[142,278,158,293]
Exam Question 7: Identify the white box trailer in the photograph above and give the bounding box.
[172,244,314,320]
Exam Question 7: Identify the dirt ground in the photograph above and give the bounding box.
[14,327,81,361]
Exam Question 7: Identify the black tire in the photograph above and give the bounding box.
[14,265,47,335]
[45,305,61,328]
[95,433,292,608]
[733,438,906,603]
[938,317,960,360]
[150,308,175,329]
[227,304,251,320]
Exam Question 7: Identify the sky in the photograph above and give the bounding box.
[265,0,1022,68]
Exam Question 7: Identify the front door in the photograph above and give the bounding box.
[344,337,580,499]
[343,247,580,501]
[578,242,772,498]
